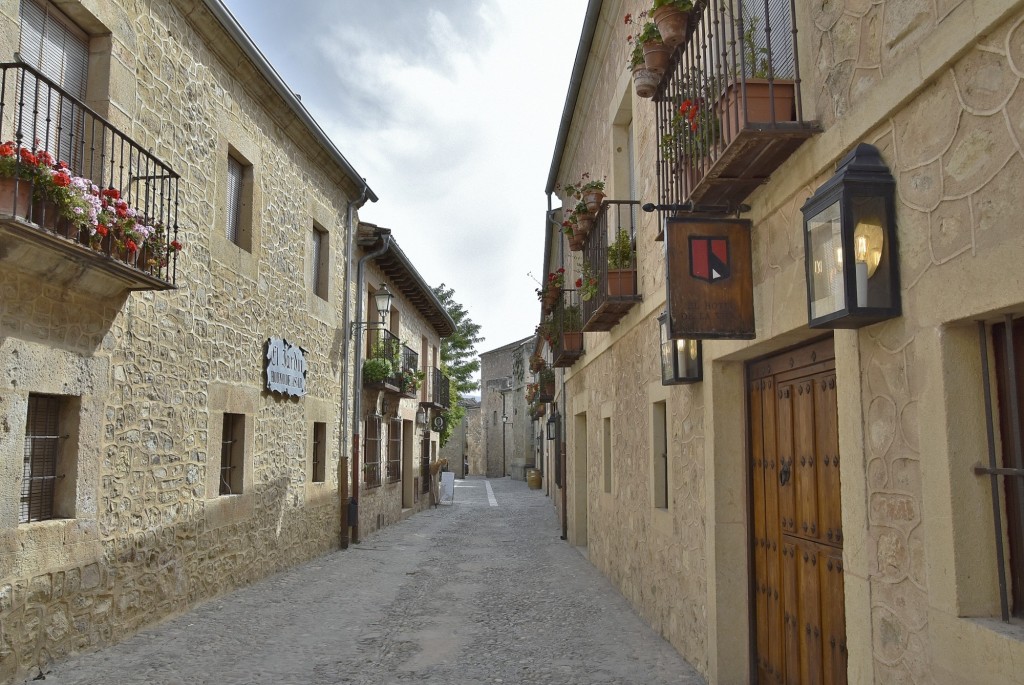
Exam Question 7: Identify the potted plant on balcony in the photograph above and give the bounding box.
[716,13,795,145]
[539,367,556,401]
[363,356,394,384]
[398,368,424,396]
[576,260,599,302]
[651,0,695,50]
[626,12,670,77]
[529,352,546,373]
[560,304,583,352]
[625,13,661,98]
[0,141,42,221]
[606,229,637,297]
[580,174,607,215]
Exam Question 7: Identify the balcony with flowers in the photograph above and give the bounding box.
[0,63,181,294]
[645,0,819,215]
[541,290,584,369]
[579,200,642,332]
[363,331,424,398]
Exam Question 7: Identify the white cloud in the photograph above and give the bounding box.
[223,0,588,353]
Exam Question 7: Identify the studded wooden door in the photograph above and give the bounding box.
[748,338,846,685]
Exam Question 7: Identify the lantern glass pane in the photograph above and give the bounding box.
[807,201,844,319]
[676,339,700,379]
[660,340,675,384]
[851,195,891,309]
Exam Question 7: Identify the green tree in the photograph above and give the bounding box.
[433,283,482,394]
[433,283,482,448]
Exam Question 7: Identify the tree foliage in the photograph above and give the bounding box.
[433,283,483,394]
[438,375,465,449]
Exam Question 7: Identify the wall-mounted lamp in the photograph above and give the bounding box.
[801,143,900,328]
[546,411,558,440]
[351,284,394,336]
[416,407,426,427]
[658,312,703,385]
[501,414,509,424]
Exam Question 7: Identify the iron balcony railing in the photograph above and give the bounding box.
[400,344,419,396]
[654,0,818,212]
[550,289,584,368]
[424,366,450,409]
[0,62,180,284]
[581,200,642,331]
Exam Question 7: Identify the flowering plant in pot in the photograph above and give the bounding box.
[626,11,669,75]
[0,141,44,219]
[606,229,637,297]
[651,0,695,51]
[660,76,722,165]
[576,259,600,302]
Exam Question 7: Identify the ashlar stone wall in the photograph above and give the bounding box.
[0,0,365,680]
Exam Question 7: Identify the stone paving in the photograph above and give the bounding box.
[26,477,706,685]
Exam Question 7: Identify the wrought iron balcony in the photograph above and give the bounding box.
[581,200,642,332]
[654,0,819,212]
[0,63,180,292]
[421,366,450,410]
[366,329,403,394]
[549,290,584,368]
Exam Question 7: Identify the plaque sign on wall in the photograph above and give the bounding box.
[265,337,308,397]
[665,217,755,339]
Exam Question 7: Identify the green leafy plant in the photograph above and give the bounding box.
[625,11,662,68]
[560,304,583,333]
[540,367,556,386]
[652,0,695,11]
[607,229,636,270]
[363,357,394,383]
[737,14,771,79]
[576,260,599,302]
[660,69,722,161]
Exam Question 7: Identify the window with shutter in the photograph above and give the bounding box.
[19,0,89,165]
[226,155,243,244]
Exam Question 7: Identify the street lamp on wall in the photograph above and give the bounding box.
[801,143,900,329]
[351,284,395,336]
[546,411,558,440]
[658,312,703,385]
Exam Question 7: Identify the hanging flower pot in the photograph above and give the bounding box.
[582,189,606,215]
[652,5,691,51]
[642,39,671,75]
[632,66,659,99]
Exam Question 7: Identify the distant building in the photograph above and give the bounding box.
[440,397,480,479]
[479,336,533,479]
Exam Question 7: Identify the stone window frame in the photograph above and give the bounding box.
[20,393,81,524]
[205,384,257,527]
[307,202,337,324]
[212,132,262,278]
[311,421,327,484]
[602,412,613,495]
[311,223,329,301]
[304,397,336,504]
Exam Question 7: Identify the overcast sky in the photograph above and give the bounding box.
[220,0,589,360]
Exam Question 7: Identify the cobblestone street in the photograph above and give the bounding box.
[27,477,706,685]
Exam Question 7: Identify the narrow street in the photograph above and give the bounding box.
[28,477,706,685]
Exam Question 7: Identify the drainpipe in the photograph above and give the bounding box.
[339,185,370,548]
[348,229,392,545]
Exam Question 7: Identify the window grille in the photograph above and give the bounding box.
[220,413,244,495]
[387,417,402,483]
[364,414,382,487]
[21,394,62,523]
[421,436,431,494]
[312,422,326,483]
[226,155,243,244]
[978,315,1024,620]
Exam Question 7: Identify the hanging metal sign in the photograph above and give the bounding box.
[665,217,755,339]
[265,337,308,397]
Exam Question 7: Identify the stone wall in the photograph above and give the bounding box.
[551,0,1024,683]
[0,0,373,681]
[479,337,532,478]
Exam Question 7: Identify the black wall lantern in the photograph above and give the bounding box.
[546,410,559,440]
[801,143,900,329]
[658,312,703,385]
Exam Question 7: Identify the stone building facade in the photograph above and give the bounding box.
[464,402,484,477]
[0,1,447,682]
[534,1,1024,684]
[479,336,532,479]
[440,397,479,479]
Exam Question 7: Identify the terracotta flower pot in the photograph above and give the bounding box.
[607,269,637,297]
[652,6,690,51]
[575,213,595,240]
[0,177,32,221]
[582,189,606,215]
[562,332,583,352]
[642,39,670,75]
[31,200,75,239]
[717,78,796,144]
[568,233,586,251]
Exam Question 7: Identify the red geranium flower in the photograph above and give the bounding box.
[0,142,14,157]
[19,149,37,166]
[53,171,71,187]
[125,239,138,254]
[576,278,583,287]
[96,224,109,237]
[170,240,183,251]
[101,187,120,200]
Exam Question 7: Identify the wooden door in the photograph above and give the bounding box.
[749,339,847,685]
